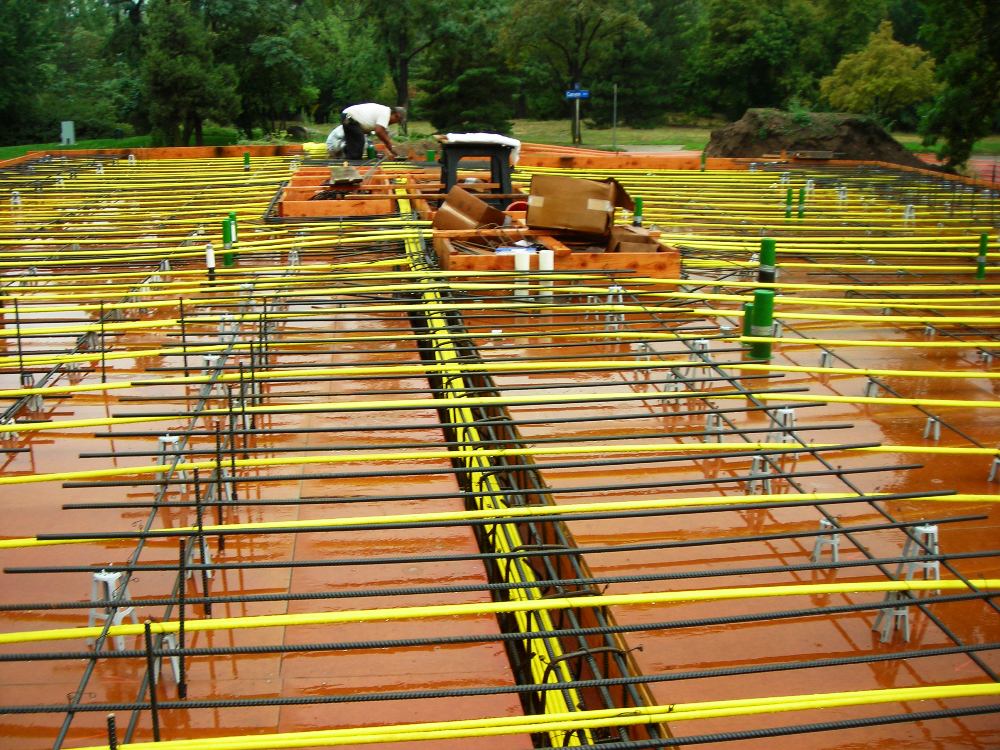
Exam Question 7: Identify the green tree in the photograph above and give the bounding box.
[40,26,122,138]
[197,0,287,61]
[887,0,923,44]
[416,0,516,133]
[289,10,385,124]
[689,0,801,119]
[820,21,939,127]
[785,0,888,105]
[0,0,56,141]
[106,0,147,67]
[811,0,888,72]
[416,1,515,133]
[142,0,239,145]
[918,0,1000,167]
[683,0,896,119]
[31,0,141,140]
[236,35,312,135]
[198,0,312,136]
[103,0,150,132]
[352,0,455,133]
[499,0,649,141]
[420,66,517,133]
[587,0,703,128]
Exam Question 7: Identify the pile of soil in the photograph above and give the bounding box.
[397,137,440,159]
[705,109,931,169]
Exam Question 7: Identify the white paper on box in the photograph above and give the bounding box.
[586,198,612,212]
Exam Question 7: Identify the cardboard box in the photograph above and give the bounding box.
[526,174,634,235]
[432,185,507,231]
[608,225,660,253]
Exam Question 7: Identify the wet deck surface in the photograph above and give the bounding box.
[0,154,997,748]
[0,279,530,747]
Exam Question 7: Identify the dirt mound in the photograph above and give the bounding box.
[706,109,930,169]
[397,137,440,159]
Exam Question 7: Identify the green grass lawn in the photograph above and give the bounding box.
[4,120,999,161]
[260,119,703,151]
[408,120,1000,156]
[386,119,710,151]
[508,120,711,150]
[0,126,240,161]
[0,135,152,161]
[509,121,1000,156]
[893,131,1000,157]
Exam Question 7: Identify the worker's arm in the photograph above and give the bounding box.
[373,125,397,157]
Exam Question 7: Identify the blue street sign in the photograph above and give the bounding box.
[565,89,590,100]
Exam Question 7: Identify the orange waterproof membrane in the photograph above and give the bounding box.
[433,161,998,744]
[0,154,531,749]
[496,317,1000,749]
[0,150,998,750]
[0,280,529,748]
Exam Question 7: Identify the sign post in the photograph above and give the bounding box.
[612,83,618,152]
[575,96,580,144]
[565,88,590,145]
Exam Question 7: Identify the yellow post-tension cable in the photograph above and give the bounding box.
[0,357,705,398]
[730,361,1000,380]
[0,268,611,303]
[5,358,1000,401]
[9,282,1000,315]
[3,491,993,551]
[1,439,998,487]
[0,266,617,296]
[684,258,991,273]
[64,682,1000,750]
[0,328,710,369]
[2,579,997,646]
[654,277,1000,292]
[658,239,996,257]
[0,233,424,269]
[736,335,999,349]
[1,278,633,313]
[717,391,1000,410]
[7,300,1000,339]
[394,186,587,742]
[0,295,694,339]
[3,265,997,294]
[0,257,404,286]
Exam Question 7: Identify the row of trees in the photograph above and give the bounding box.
[1,0,997,166]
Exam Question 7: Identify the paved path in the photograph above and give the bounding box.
[618,144,693,153]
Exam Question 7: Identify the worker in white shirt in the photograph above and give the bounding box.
[340,103,406,160]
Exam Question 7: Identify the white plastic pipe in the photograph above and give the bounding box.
[538,249,554,271]
[538,249,554,299]
[513,249,531,297]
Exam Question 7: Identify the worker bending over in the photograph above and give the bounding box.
[340,103,406,160]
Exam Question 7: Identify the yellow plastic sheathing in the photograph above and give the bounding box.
[3,491,994,550]
[65,681,1000,750]
[6,357,1000,400]
[395,189,589,743]
[3,579,997,646]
